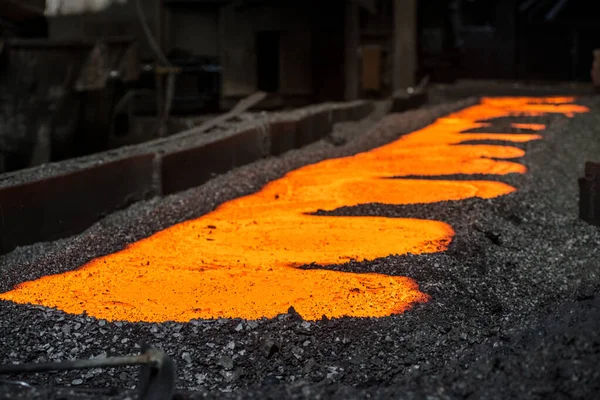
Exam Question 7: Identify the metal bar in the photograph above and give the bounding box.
[545,0,570,21]
[159,91,266,139]
[0,354,153,375]
[0,379,32,388]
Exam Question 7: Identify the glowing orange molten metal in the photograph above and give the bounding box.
[0,97,588,322]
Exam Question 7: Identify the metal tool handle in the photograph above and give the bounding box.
[0,353,155,375]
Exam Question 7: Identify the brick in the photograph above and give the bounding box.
[345,103,364,121]
[161,127,265,195]
[331,106,348,124]
[0,154,155,255]
[294,113,316,148]
[269,119,297,156]
[357,102,375,119]
[312,108,333,140]
[346,102,374,121]
[391,91,429,114]
[584,161,600,180]
[579,178,600,226]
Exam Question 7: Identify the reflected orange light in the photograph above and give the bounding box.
[0,97,588,322]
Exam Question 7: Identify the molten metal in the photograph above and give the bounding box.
[0,97,588,322]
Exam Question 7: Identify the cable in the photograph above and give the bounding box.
[134,0,170,67]
[134,0,176,137]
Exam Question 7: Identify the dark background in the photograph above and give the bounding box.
[418,0,600,82]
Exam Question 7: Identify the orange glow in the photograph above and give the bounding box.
[0,97,588,322]
[510,123,547,131]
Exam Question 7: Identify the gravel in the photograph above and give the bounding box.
[1,93,600,399]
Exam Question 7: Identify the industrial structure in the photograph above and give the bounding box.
[1,1,600,399]
[1,0,599,173]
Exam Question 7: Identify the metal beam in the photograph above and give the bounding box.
[545,0,570,21]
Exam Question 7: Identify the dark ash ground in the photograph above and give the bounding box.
[1,95,600,399]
